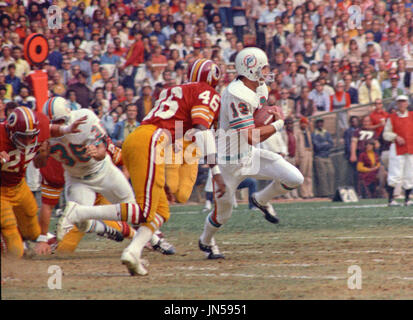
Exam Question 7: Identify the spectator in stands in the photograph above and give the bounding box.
[281,61,307,100]
[66,89,81,111]
[381,30,403,59]
[0,72,12,101]
[312,118,335,198]
[11,46,30,80]
[369,98,389,146]
[112,103,139,147]
[67,70,92,109]
[295,86,314,118]
[309,80,330,113]
[277,88,295,119]
[358,74,382,105]
[14,85,36,110]
[296,117,314,199]
[281,117,300,199]
[5,64,21,94]
[71,48,92,80]
[343,74,358,105]
[383,75,405,99]
[357,139,381,198]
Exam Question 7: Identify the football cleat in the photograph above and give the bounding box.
[199,238,225,260]
[56,201,80,242]
[121,248,149,276]
[251,194,279,224]
[388,200,402,207]
[152,238,176,255]
[405,200,413,207]
[97,225,124,242]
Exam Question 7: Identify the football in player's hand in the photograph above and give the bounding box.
[253,105,283,127]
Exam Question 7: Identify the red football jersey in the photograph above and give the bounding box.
[1,112,50,187]
[141,82,221,140]
[40,156,65,187]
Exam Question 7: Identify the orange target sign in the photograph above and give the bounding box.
[23,33,49,65]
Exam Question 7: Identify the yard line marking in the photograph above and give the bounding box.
[174,266,219,271]
[163,272,345,280]
[316,235,413,240]
[387,276,413,281]
[259,263,320,267]
[171,203,413,215]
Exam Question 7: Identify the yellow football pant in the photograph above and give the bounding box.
[122,124,170,232]
[1,179,40,257]
[165,142,199,203]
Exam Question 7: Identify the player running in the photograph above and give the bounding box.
[57,59,226,275]
[199,47,304,259]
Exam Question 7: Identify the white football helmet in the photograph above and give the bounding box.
[42,97,71,123]
[235,47,274,85]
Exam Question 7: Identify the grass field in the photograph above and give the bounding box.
[1,199,413,300]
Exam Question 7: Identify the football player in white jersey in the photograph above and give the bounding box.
[40,101,136,240]
[40,98,175,253]
[199,47,304,259]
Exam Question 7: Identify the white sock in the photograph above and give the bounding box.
[86,220,107,233]
[200,213,221,245]
[204,200,212,210]
[126,226,153,256]
[255,181,288,204]
[76,204,121,221]
[150,232,160,246]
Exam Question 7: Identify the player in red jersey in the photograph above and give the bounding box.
[58,59,227,275]
[0,106,85,257]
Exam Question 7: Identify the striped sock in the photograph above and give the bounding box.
[200,212,221,246]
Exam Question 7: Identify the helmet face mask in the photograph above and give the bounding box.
[187,58,222,88]
[6,107,40,150]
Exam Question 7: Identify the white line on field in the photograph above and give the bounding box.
[164,272,345,280]
[316,235,413,240]
[387,276,413,281]
[171,203,413,214]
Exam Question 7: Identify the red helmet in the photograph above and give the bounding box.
[187,58,221,88]
[6,107,40,149]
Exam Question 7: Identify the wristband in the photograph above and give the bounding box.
[271,119,284,132]
[36,235,48,243]
[211,165,221,175]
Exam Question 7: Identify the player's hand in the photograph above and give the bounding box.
[34,242,51,255]
[38,140,49,157]
[396,135,405,145]
[85,144,99,158]
[350,154,357,163]
[164,184,176,203]
[268,108,282,121]
[0,151,10,164]
[212,174,226,198]
[68,115,88,133]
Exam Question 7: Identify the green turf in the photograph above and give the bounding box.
[164,199,413,233]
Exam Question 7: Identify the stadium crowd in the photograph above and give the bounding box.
[1,0,413,204]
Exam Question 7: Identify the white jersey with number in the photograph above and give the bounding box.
[217,79,268,161]
[49,108,108,178]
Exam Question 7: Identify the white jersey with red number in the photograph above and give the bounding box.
[48,109,108,178]
[141,82,221,141]
[218,79,268,159]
